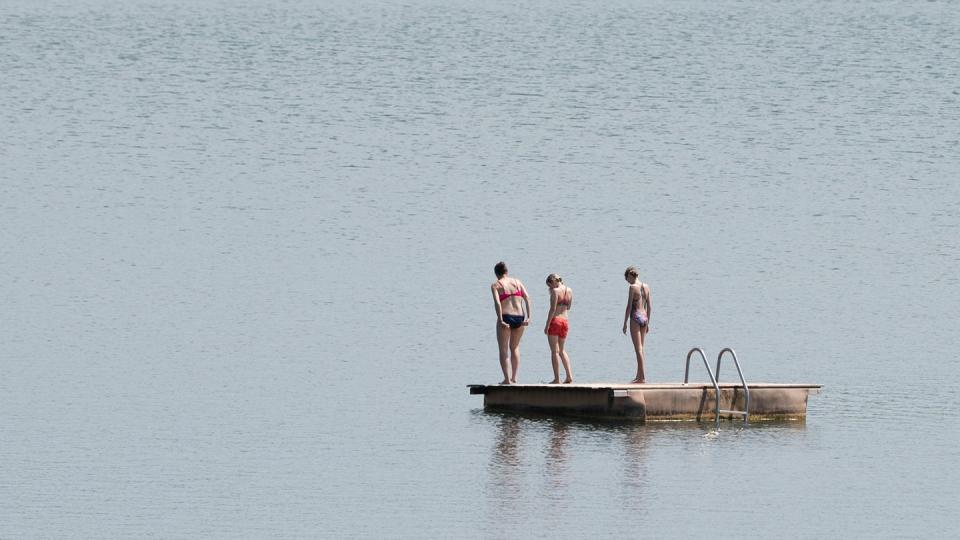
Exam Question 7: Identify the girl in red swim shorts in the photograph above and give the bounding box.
[544,273,573,384]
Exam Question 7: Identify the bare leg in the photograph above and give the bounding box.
[496,322,512,384]
[509,326,525,383]
[640,326,647,378]
[559,339,573,383]
[630,320,646,383]
[547,334,561,384]
[558,339,573,384]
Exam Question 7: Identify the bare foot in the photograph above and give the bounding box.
[500,379,512,385]
[630,378,646,384]
[563,379,573,384]
[548,379,561,384]
[510,378,517,384]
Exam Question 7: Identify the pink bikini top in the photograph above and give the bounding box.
[498,280,524,301]
[556,287,571,307]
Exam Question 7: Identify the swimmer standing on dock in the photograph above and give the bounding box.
[491,261,531,384]
[544,273,573,384]
[622,266,652,383]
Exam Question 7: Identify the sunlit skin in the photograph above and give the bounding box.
[544,275,573,384]
[622,269,652,384]
[491,265,531,384]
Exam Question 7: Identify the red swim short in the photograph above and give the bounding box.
[547,317,569,339]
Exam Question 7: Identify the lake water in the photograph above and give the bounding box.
[2,0,958,537]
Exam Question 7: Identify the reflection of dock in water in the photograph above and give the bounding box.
[468,382,821,423]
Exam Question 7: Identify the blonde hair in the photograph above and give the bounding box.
[624,266,639,278]
[545,273,563,285]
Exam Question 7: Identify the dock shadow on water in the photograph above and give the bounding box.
[478,409,809,472]
[478,407,807,499]
[476,408,812,530]
[477,407,808,433]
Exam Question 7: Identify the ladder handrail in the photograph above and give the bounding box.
[683,347,721,428]
[715,347,750,425]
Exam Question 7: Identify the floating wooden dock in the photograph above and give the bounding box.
[468,382,821,422]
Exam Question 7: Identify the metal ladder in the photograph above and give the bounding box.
[683,347,750,428]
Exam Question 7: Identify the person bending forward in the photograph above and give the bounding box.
[544,273,573,384]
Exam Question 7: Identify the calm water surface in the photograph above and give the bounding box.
[2,0,958,537]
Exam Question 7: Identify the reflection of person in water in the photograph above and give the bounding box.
[545,419,570,490]
[493,415,522,468]
[486,414,524,522]
[622,425,651,490]
[546,420,569,465]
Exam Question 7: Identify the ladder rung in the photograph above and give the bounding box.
[718,410,747,415]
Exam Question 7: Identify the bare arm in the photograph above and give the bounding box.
[545,288,558,333]
[644,284,652,326]
[519,281,532,325]
[491,284,507,327]
[623,287,634,333]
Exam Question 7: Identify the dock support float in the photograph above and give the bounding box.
[468,383,820,422]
